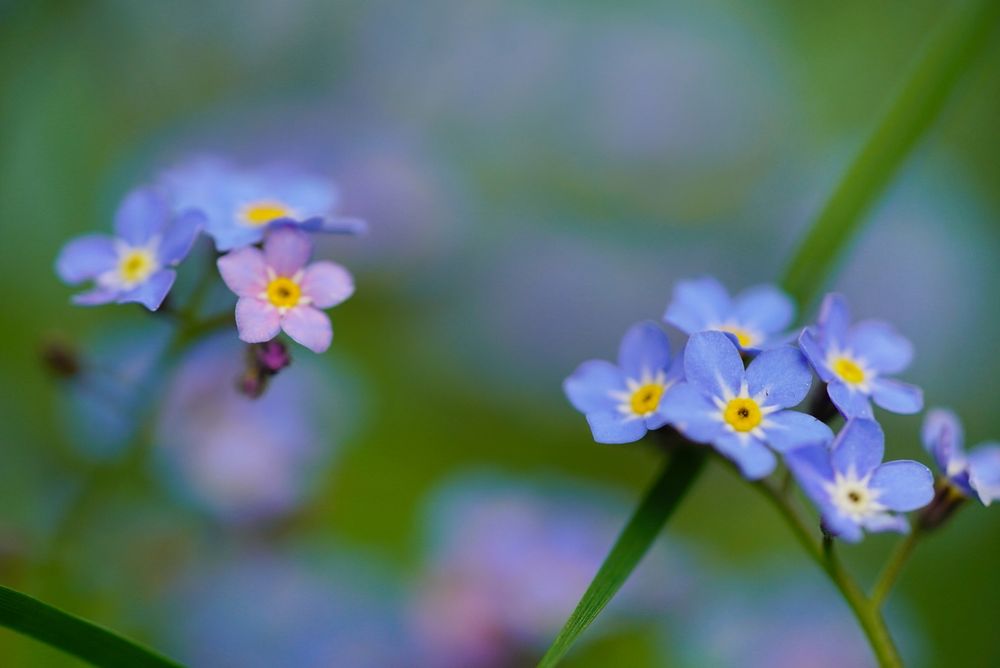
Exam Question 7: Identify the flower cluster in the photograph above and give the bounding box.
[56,156,362,355]
[566,276,996,542]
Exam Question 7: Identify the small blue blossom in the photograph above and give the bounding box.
[922,408,1000,506]
[786,418,934,542]
[564,322,682,444]
[799,293,923,419]
[55,187,203,311]
[664,276,795,351]
[661,331,833,479]
[160,156,366,251]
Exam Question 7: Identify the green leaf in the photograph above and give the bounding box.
[781,0,1000,308]
[536,447,707,668]
[0,585,182,667]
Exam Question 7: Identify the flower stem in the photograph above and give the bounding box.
[870,529,922,609]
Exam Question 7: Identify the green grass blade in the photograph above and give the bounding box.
[537,447,707,668]
[781,0,1000,308]
[0,585,182,667]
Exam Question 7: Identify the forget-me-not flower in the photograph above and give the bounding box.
[217,227,354,353]
[664,276,795,351]
[799,293,922,419]
[786,418,934,542]
[922,408,1000,506]
[564,322,682,444]
[661,331,832,479]
[56,187,203,311]
[160,156,366,251]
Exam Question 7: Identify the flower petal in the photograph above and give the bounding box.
[663,276,732,334]
[871,378,923,414]
[763,410,833,452]
[235,298,281,343]
[281,305,333,353]
[660,383,724,442]
[798,328,833,382]
[921,408,965,474]
[847,320,913,374]
[713,433,776,480]
[71,288,118,306]
[869,461,934,512]
[823,512,865,543]
[114,187,169,244]
[117,269,176,311]
[816,293,851,346]
[828,381,873,419]
[217,247,268,297]
[300,261,354,309]
[299,216,368,236]
[264,226,312,276]
[56,235,117,284]
[159,209,204,265]
[831,418,884,479]
[968,444,1000,506]
[732,284,795,335]
[745,346,812,409]
[585,411,648,445]
[859,513,910,537]
[618,321,672,380]
[564,360,626,414]
[683,331,744,400]
[784,444,836,510]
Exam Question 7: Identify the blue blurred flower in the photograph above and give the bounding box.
[159,156,366,251]
[661,331,832,479]
[664,276,795,351]
[786,419,934,542]
[923,408,1000,506]
[799,293,923,418]
[55,187,203,310]
[563,321,682,444]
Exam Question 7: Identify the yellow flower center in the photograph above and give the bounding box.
[118,248,157,286]
[724,397,762,432]
[265,276,301,309]
[630,383,665,416]
[833,357,866,385]
[240,200,294,227]
[717,325,754,348]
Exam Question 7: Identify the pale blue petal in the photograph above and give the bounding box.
[764,411,834,452]
[713,433,776,480]
[921,408,965,474]
[660,383,724,442]
[71,288,118,306]
[618,321,672,380]
[732,284,795,335]
[969,444,1000,506]
[828,381,873,418]
[860,513,910,536]
[746,346,812,409]
[870,461,934,511]
[817,293,851,346]
[159,210,204,265]
[683,331,744,400]
[663,276,732,334]
[56,235,117,284]
[299,216,368,236]
[784,444,836,507]
[823,511,864,543]
[114,187,170,244]
[116,269,176,311]
[798,328,834,382]
[831,418,884,478]
[563,360,626,414]
[847,320,913,374]
[586,411,648,445]
[871,378,923,414]
[209,224,263,252]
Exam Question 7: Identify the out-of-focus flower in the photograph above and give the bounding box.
[160,156,366,251]
[218,227,354,353]
[799,293,922,419]
[409,473,691,668]
[563,321,682,444]
[786,419,934,542]
[663,276,795,351]
[661,331,832,479]
[55,187,203,310]
[922,409,1000,506]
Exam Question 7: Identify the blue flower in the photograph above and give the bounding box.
[922,408,1000,506]
[159,156,366,251]
[799,293,923,419]
[664,276,795,351]
[661,331,833,479]
[55,187,203,311]
[785,418,934,542]
[564,322,682,444]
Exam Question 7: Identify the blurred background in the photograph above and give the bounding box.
[1,0,999,666]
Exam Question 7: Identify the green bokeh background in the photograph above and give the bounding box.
[1,1,998,665]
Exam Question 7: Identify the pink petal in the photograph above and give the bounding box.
[281,305,332,353]
[235,298,281,343]
[301,261,354,308]
[218,247,268,297]
[264,226,312,276]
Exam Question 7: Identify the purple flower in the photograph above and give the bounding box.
[799,293,923,419]
[217,227,354,353]
[661,331,833,479]
[786,419,934,542]
[55,187,203,311]
[563,322,682,444]
[160,156,366,251]
[664,276,795,351]
[922,408,1000,506]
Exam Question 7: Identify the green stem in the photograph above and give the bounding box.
[870,529,922,609]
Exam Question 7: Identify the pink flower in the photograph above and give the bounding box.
[217,227,354,353]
